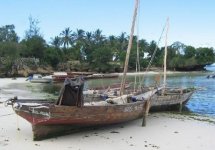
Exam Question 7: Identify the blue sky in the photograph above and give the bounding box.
[1,0,215,48]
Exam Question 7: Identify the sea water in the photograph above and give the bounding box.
[87,68,215,118]
[0,67,215,118]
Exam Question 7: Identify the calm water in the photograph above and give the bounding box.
[87,68,215,117]
[0,66,215,118]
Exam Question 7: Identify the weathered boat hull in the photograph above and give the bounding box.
[32,124,86,140]
[150,91,194,111]
[13,101,146,140]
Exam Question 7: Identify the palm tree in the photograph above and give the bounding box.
[50,36,61,48]
[60,27,74,49]
[74,29,85,42]
[108,35,118,61]
[93,29,104,43]
[85,32,92,42]
[118,32,128,51]
[72,29,86,61]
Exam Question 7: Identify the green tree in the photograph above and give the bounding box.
[25,16,41,39]
[43,47,61,68]
[196,47,215,65]
[0,25,19,42]
[184,46,196,58]
[21,36,46,59]
[147,41,162,66]
[0,42,22,75]
[91,44,113,72]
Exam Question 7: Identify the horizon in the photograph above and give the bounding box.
[1,0,215,48]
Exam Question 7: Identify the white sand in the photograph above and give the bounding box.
[0,104,215,150]
[1,77,215,150]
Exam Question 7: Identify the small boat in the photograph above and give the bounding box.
[52,72,118,82]
[207,74,215,79]
[149,19,195,112]
[52,72,76,82]
[68,71,94,76]
[150,87,195,111]
[28,74,52,83]
[7,77,156,140]
[85,73,119,80]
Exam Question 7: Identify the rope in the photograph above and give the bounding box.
[138,19,168,89]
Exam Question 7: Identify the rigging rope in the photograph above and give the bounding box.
[138,19,168,89]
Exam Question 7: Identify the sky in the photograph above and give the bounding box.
[0,0,215,48]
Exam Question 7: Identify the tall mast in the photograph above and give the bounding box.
[163,18,169,92]
[134,0,140,92]
[120,0,139,95]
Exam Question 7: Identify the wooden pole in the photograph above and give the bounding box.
[179,101,183,113]
[120,0,139,95]
[162,18,169,95]
[142,100,151,127]
[142,113,146,126]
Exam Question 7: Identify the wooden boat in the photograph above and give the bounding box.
[84,73,119,80]
[149,19,195,112]
[52,72,118,82]
[28,74,52,83]
[7,77,156,140]
[52,72,76,82]
[150,87,195,111]
[68,71,94,76]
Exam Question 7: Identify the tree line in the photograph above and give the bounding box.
[0,17,215,74]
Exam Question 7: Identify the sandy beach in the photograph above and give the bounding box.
[0,104,215,150]
[1,77,215,150]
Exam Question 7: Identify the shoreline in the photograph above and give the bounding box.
[0,76,214,149]
[0,68,211,78]
[110,70,212,77]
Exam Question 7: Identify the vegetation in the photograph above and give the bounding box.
[0,17,215,76]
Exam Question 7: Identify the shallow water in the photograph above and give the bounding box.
[86,71,215,117]
[0,78,57,101]
[0,67,214,118]
[167,73,215,117]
